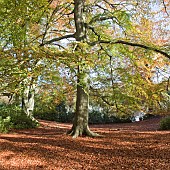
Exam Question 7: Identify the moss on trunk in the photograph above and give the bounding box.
[67,73,99,138]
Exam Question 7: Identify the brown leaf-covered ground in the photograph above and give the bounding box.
[0,116,170,170]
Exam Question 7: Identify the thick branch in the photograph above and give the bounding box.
[89,40,170,59]
[40,33,75,46]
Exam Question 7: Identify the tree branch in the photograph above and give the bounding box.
[167,76,170,92]
[162,0,169,16]
[40,33,75,46]
[90,85,115,106]
[89,15,116,25]
[88,40,170,59]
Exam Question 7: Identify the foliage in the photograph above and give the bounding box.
[34,100,74,123]
[159,116,170,130]
[11,112,39,129]
[143,114,155,120]
[90,43,170,116]
[34,109,58,121]
[34,110,74,123]
[58,111,74,123]
[34,103,131,124]
[89,110,125,124]
[33,93,59,121]
[89,110,104,124]
[0,104,38,130]
[0,116,12,133]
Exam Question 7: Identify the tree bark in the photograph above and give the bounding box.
[22,81,37,122]
[68,72,99,138]
[67,0,99,138]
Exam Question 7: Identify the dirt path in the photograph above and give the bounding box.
[0,117,170,170]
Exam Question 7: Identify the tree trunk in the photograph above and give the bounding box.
[68,72,99,138]
[67,0,99,138]
[22,83,37,121]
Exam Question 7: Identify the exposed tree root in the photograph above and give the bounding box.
[67,125,101,138]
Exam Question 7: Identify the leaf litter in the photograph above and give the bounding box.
[0,116,170,170]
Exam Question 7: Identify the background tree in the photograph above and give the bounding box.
[0,0,50,118]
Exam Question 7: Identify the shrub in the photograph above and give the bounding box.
[0,116,13,133]
[11,112,39,129]
[143,114,155,120]
[103,114,121,123]
[0,104,38,130]
[34,102,74,123]
[34,110,74,123]
[58,111,74,123]
[159,116,170,130]
[34,110,58,121]
[89,110,127,124]
[89,110,104,124]
[119,117,132,123]
[34,103,133,124]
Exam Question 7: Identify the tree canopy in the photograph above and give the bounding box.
[0,0,169,137]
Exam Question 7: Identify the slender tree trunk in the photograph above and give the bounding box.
[67,0,99,138]
[22,82,37,122]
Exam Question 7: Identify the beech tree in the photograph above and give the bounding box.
[39,0,169,137]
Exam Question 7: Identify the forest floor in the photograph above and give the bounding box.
[0,116,170,170]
